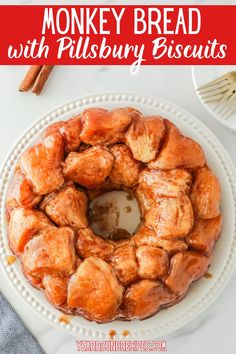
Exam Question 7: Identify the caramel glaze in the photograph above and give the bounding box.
[124,206,132,213]
[6,107,222,324]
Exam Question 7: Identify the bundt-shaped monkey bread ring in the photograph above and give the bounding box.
[6,107,222,323]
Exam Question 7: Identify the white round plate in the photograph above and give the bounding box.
[192,65,236,131]
[1,93,236,340]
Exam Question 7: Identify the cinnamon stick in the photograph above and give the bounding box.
[32,65,54,96]
[19,65,43,92]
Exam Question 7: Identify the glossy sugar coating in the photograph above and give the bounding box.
[6,107,221,323]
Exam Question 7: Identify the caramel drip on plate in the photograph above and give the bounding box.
[109,330,117,340]
[6,255,16,265]
[122,330,130,337]
[59,314,71,324]
[204,272,213,279]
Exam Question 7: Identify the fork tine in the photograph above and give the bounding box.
[197,76,228,92]
[212,102,221,114]
[215,100,230,115]
[214,97,236,119]
[220,107,231,119]
[224,108,235,120]
[220,101,236,120]
[199,85,229,97]
[198,81,230,94]
[200,88,228,99]
[199,87,229,101]
[226,92,236,103]
[203,94,225,103]
[219,89,234,102]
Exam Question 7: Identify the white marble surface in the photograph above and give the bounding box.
[1,1,236,354]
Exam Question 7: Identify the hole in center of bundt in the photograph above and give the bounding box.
[89,191,141,241]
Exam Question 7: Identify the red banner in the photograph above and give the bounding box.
[0,5,235,69]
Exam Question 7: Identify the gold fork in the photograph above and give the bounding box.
[197,71,236,119]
